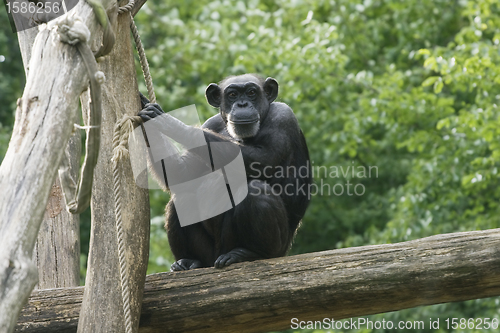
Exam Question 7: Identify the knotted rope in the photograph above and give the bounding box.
[111,1,156,333]
[58,15,106,214]
[58,1,154,332]
[111,114,141,333]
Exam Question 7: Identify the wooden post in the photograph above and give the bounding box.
[33,141,81,289]
[76,11,150,333]
[0,0,114,331]
[18,27,81,291]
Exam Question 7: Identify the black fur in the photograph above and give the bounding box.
[138,74,311,270]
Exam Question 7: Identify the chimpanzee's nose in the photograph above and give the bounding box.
[237,101,248,108]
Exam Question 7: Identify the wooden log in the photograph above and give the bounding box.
[15,228,500,333]
[17,28,38,72]
[131,0,148,17]
[76,10,150,333]
[18,25,81,291]
[0,0,114,331]
[33,171,81,289]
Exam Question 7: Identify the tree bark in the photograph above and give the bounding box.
[131,0,148,16]
[15,228,500,333]
[0,1,114,331]
[18,26,82,291]
[33,138,81,289]
[76,11,150,333]
[17,28,39,73]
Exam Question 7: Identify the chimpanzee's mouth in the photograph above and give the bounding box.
[227,118,261,139]
[228,119,259,125]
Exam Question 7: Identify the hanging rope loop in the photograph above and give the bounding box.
[85,0,116,58]
[57,15,104,214]
[56,2,153,332]
[111,114,140,333]
[130,18,156,103]
[111,5,155,333]
[60,2,157,331]
[118,0,135,14]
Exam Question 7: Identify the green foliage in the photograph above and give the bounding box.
[134,0,500,330]
[0,9,24,162]
[378,0,500,243]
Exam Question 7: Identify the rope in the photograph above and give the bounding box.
[58,8,133,332]
[111,115,142,333]
[112,115,142,164]
[57,16,103,215]
[86,0,115,58]
[111,3,155,333]
[118,0,156,103]
[114,3,138,332]
[57,3,152,332]
[130,17,156,103]
[118,0,135,15]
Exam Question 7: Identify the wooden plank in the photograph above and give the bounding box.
[16,228,500,333]
[33,127,81,290]
[17,21,81,291]
[76,11,150,333]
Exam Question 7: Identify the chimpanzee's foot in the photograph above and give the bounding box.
[214,247,260,268]
[170,259,203,271]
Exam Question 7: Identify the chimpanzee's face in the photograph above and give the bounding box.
[222,80,263,139]
[205,74,278,140]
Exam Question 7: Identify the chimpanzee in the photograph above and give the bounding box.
[138,74,311,271]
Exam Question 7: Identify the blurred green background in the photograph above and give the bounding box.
[1,0,500,332]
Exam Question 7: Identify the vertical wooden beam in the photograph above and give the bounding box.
[18,27,81,291]
[0,1,114,331]
[17,28,38,72]
[33,136,81,289]
[77,12,150,333]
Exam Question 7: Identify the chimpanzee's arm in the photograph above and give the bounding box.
[201,103,297,176]
[139,102,297,183]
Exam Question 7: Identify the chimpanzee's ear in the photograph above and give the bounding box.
[206,83,222,108]
[263,77,279,103]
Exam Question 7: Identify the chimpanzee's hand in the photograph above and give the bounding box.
[137,92,165,122]
[139,92,150,109]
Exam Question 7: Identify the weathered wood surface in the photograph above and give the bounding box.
[0,1,115,331]
[16,228,500,333]
[131,0,148,16]
[17,25,82,291]
[76,10,150,333]
[17,28,39,72]
[34,172,81,289]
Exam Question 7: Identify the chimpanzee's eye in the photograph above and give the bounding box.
[228,92,237,98]
[247,89,256,97]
